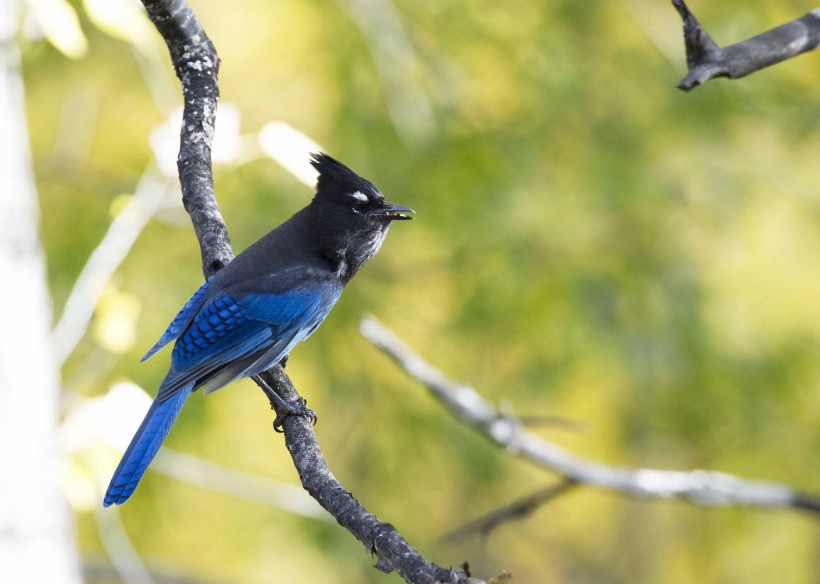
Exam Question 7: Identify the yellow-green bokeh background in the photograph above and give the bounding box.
[21,0,820,582]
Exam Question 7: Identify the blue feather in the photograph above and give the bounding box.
[103,385,193,507]
[142,279,213,362]
[238,289,329,325]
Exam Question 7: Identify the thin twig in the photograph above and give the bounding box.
[360,315,820,514]
[444,480,577,542]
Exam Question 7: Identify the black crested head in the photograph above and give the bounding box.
[309,152,413,221]
[307,152,414,281]
[310,152,381,204]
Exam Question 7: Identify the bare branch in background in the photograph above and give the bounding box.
[51,168,170,366]
[444,481,577,542]
[360,316,820,518]
[152,450,329,519]
[672,0,820,91]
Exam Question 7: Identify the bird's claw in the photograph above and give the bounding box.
[272,398,318,433]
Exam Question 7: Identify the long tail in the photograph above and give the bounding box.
[103,384,193,506]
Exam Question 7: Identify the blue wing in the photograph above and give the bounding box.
[155,284,342,402]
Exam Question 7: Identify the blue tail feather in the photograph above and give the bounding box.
[103,384,193,507]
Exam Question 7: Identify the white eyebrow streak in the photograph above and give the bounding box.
[351,191,368,202]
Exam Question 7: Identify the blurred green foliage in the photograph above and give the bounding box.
[20,0,820,582]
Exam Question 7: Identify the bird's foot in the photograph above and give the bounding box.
[252,373,316,432]
[272,395,318,433]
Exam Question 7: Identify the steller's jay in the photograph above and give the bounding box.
[104,153,413,506]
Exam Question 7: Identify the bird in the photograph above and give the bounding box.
[103,153,413,506]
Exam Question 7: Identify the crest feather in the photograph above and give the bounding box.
[310,153,381,201]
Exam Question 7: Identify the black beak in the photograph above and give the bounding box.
[378,202,414,221]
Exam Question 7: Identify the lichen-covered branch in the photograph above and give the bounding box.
[672,0,820,91]
[142,0,233,276]
[360,316,820,515]
[139,1,477,581]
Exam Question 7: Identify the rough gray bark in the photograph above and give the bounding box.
[673,0,820,91]
[0,1,82,581]
[142,0,233,276]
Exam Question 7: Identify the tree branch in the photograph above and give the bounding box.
[360,316,820,515]
[258,366,475,583]
[672,0,820,91]
[142,0,232,276]
[139,1,477,581]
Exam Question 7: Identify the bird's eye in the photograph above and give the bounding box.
[352,200,368,212]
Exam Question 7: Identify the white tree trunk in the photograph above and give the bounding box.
[0,3,82,582]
